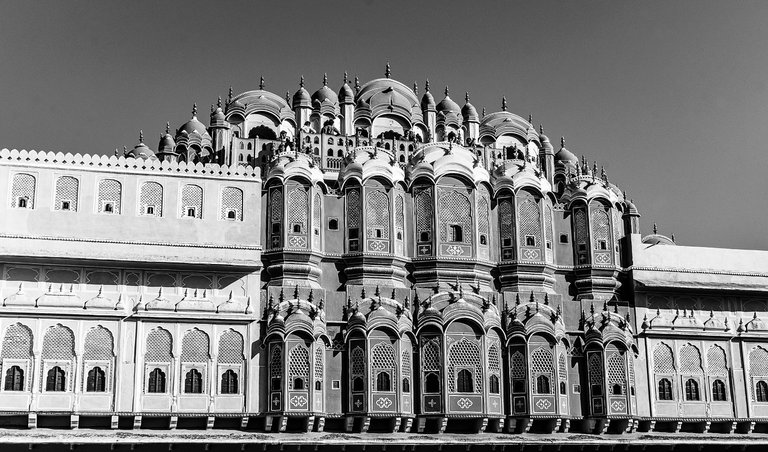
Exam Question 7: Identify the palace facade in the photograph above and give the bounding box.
[1,68,768,437]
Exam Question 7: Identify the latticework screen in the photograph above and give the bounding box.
[181,329,210,362]
[1,323,33,359]
[370,342,396,388]
[269,188,283,225]
[140,182,163,216]
[707,345,728,375]
[181,184,203,218]
[590,201,611,250]
[422,338,441,371]
[749,346,768,377]
[395,195,404,231]
[588,352,604,387]
[144,328,173,362]
[287,186,309,230]
[653,343,676,373]
[314,346,324,383]
[414,187,433,237]
[221,187,243,220]
[438,189,471,243]
[10,173,35,208]
[530,346,554,394]
[447,338,482,393]
[679,344,703,374]
[518,192,542,246]
[287,343,309,389]
[83,327,113,360]
[97,179,122,213]
[366,190,390,239]
[54,176,79,211]
[606,348,627,395]
[218,330,244,364]
[511,351,526,380]
[42,325,75,360]
[347,189,361,229]
[499,199,515,244]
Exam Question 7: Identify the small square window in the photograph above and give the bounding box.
[598,240,607,250]
[396,231,403,240]
[103,202,114,213]
[419,231,431,242]
[573,384,581,394]
[145,205,156,215]
[17,197,29,208]
[61,200,71,211]
[559,234,569,244]
[349,228,359,239]
[227,209,237,220]
[578,243,587,252]
[186,206,196,217]
[375,228,383,238]
[328,218,339,230]
[525,235,536,247]
[332,380,341,390]
[292,223,302,233]
[480,234,487,245]
[503,238,512,247]
[546,241,552,249]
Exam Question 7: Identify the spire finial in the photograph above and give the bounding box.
[139,130,144,143]
[323,73,328,86]
[192,103,197,117]
[354,75,360,93]
[425,78,430,92]
[217,96,222,108]
[561,136,565,148]
[671,233,676,242]
[259,76,265,90]
[482,106,486,117]
[413,81,418,96]
[653,223,658,234]
[539,124,544,134]
[465,91,470,103]
[228,86,233,102]
[343,71,348,84]
[299,75,304,88]
[501,96,507,111]
[444,85,449,97]
[528,113,533,124]
[385,62,391,78]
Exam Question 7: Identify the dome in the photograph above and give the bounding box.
[539,127,554,154]
[311,74,338,105]
[642,234,676,246]
[211,106,225,123]
[338,75,354,104]
[292,76,311,108]
[461,93,479,122]
[178,115,208,137]
[421,90,435,111]
[555,138,578,164]
[436,87,461,115]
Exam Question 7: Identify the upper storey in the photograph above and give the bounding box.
[0,149,262,268]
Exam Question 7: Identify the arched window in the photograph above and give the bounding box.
[376,371,391,392]
[712,379,727,401]
[457,369,473,393]
[425,373,440,393]
[402,378,410,393]
[612,383,623,395]
[184,369,203,394]
[352,377,364,392]
[46,366,66,392]
[220,370,238,394]
[4,365,24,391]
[756,381,768,402]
[449,224,463,242]
[685,378,700,401]
[489,374,500,394]
[293,377,305,390]
[560,381,567,395]
[86,367,106,392]
[148,368,166,393]
[536,375,550,394]
[658,378,673,400]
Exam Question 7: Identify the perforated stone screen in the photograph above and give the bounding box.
[395,195,404,230]
[347,189,361,229]
[144,329,173,362]
[499,199,515,242]
[181,184,203,218]
[288,187,309,229]
[478,196,490,236]
[574,208,588,246]
[653,343,675,373]
[606,350,627,394]
[422,338,441,371]
[447,337,482,393]
[749,346,768,376]
[558,353,567,384]
[438,189,471,243]
[269,188,282,224]
[679,344,703,374]
[588,352,604,387]
[83,327,113,360]
[370,342,396,385]
[511,351,526,380]
[351,346,366,376]
[314,346,324,382]
[366,190,390,239]
[218,330,244,364]
[10,173,35,208]
[97,179,121,213]
[707,345,728,375]
[287,344,309,388]
[530,346,554,394]
[42,325,75,360]
[414,188,433,235]
[54,176,79,211]
[270,344,282,379]
[518,193,542,245]
[590,201,611,250]
[140,182,163,216]
[1,323,33,359]
[181,329,210,362]
[221,187,243,220]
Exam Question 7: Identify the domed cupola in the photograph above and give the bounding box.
[436,86,462,119]
[338,72,354,105]
[461,92,479,122]
[292,76,311,109]
[554,136,578,166]
[174,104,213,163]
[177,103,209,137]
[420,79,436,112]
[311,73,339,106]
[210,97,227,127]
[128,130,156,160]
[157,122,176,157]
[642,223,676,246]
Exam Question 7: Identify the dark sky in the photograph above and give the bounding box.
[1,1,767,250]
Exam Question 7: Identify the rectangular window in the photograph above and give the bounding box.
[560,234,569,244]
[349,228,359,239]
[572,384,581,394]
[332,380,341,390]
[598,240,607,250]
[419,231,431,242]
[272,223,281,234]
[328,218,339,230]
[61,200,71,211]
[503,238,512,247]
[145,205,156,215]
[525,235,536,247]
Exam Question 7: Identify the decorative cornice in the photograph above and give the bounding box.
[0,232,262,251]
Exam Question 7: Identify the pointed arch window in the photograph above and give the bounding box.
[148,368,166,393]
[658,378,673,400]
[489,374,500,394]
[4,366,24,391]
[221,369,238,394]
[376,371,391,392]
[184,369,203,393]
[712,379,727,401]
[457,369,474,393]
[536,375,551,394]
[756,381,768,402]
[86,367,106,392]
[46,366,66,392]
[684,378,700,401]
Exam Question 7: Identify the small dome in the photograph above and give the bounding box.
[555,138,578,164]
[642,234,676,246]
[461,93,478,122]
[421,91,435,111]
[624,198,639,215]
[132,142,155,160]
[158,135,175,154]
[312,74,338,105]
[178,116,208,136]
[211,106,225,123]
[339,79,354,104]
[293,87,311,109]
[436,87,461,115]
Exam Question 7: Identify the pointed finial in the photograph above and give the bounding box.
[228,86,233,101]
[561,136,565,147]
[299,75,305,88]
[413,81,418,96]
[539,124,544,134]
[139,130,144,143]
[355,75,360,93]
[192,103,197,117]
[671,233,676,242]
[501,96,507,111]
[385,62,391,78]
[653,223,658,234]
[515,293,521,305]
[465,92,470,103]
[530,291,535,303]
[308,290,314,304]
[544,293,549,305]
[528,113,533,124]
[343,71,348,84]
[425,78,430,92]
[278,287,285,303]
[285,91,290,104]
[259,76,265,90]
[217,96,222,108]
[374,285,380,297]
[361,287,366,299]
[482,106,486,117]
[444,86,449,97]
[293,285,299,299]
[322,73,327,86]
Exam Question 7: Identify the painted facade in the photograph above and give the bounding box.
[1,70,768,435]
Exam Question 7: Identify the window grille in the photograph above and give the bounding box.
[414,187,433,239]
[422,338,441,371]
[447,337,482,393]
[10,173,35,208]
[684,378,700,401]
[749,347,768,401]
[86,367,106,392]
[313,193,321,237]
[518,192,541,247]
[658,378,673,400]
[574,208,588,262]
[288,186,309,233]
[269,344,282,390]
[287,343,309,390]
[185,369,203,393]
[181,329,210,362]
[438,190,471,244]
[140,182,163,216]
[499,199,515,250]
[544,204,554,245]
[347,189,361,229]
[4,366,24,391]
[42,325,75,360]
[712,379,727,401]
[707,345,728,375]
[488,343,501,374]
[97,179,121,213]
[370,342,396,391]
[588,352,604,389]
[181,184,203,218]
[366,190,390,239]
[606,349,627,396]
[351,345,365,391]
[217,330,244,364]
[395,195,404,231]
[314,346,324,387]
[511,351,526,380]
[221,369,238,394]
[530,346,555,394]
[221,187,243,220]
[680,344,703,374]
[54,176,79,211]
[653,343,675,373]
[2,323,33,359]
[477,194,490,238]
[457,369,473,393]
[270,188,283,226]
[145,328,172,362]
[590,202,611,251]
[558,353,568,388]
[83,327,113,360]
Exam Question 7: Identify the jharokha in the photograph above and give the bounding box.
[1,66,768,436]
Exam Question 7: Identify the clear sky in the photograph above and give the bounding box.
[1,1,766,250]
